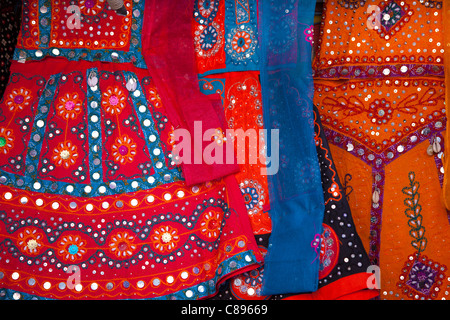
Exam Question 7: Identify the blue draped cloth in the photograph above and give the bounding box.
[258,0,325,295]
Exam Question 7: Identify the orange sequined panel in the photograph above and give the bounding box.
[313,0,450,300]
[313,0,444,79]
[314,78,445,154]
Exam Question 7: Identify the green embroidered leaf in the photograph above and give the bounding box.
[405,208,416,219]
[408,172,415,183]
[404,198,414,208]
[409,227,425,240]
[413,193,420,206]
[402,187,413,196]
[403,171,427,253]
[412,182,419,193]
[411,238,427,253]
[415,204,422,215]
[407,214,422,229]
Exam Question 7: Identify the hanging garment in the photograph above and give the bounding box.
[283,106,377,300]
[442,0,450,211]
[0,0,263,300]
[141,0,241,186]
[198,71,272,235]
[258,0,326,295]
[209,106,378,300]
[192,0,326,295]
[313,0,450,300]
[196,0,373,298]
[192,0,271,236]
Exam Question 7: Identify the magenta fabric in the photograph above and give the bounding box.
[141,0,239,186]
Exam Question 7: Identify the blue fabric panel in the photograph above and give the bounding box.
[259,0,325,295]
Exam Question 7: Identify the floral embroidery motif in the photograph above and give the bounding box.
[315,81,445,153]
[402,172,427,253]
[147,88,162,109]
[200,211,222,239]
[0,189,254,299]
[79,0,105,16]
[200,25,219,51]
[194,21,225,68]
[52,140,79,168]
[380,0,407,32]
[5,87,32,112]
[231,267,266,299]
[407,260,439,294]
[226,26,258,65]
[193,0,224,73]
[58,234,87,262]
[231,30,252,54]
[374,0,413,40]
[102,87,127,115]
[109,231,137,258]
[368,98,394,125]
[56,93,83,120]
[151,225,180,254]
[197,0,219,19]
[0,127,14,155]
[111,135,137,164]
[397,253,447,300]
[13,0,146,68]
[240,186,259,210]
[319,224,340,279]
[225,0,259,67]
[395,172,448,299]
[0,70,180,198]
[17,228,44,255]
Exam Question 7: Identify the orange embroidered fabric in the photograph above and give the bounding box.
[315,78,445,155]
[442,0,450,210]
[313,0,444,80]
[314,0,450,300]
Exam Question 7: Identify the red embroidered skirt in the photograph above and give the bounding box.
[0,58,262,300]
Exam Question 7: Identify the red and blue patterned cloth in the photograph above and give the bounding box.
[0,0,374,300]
